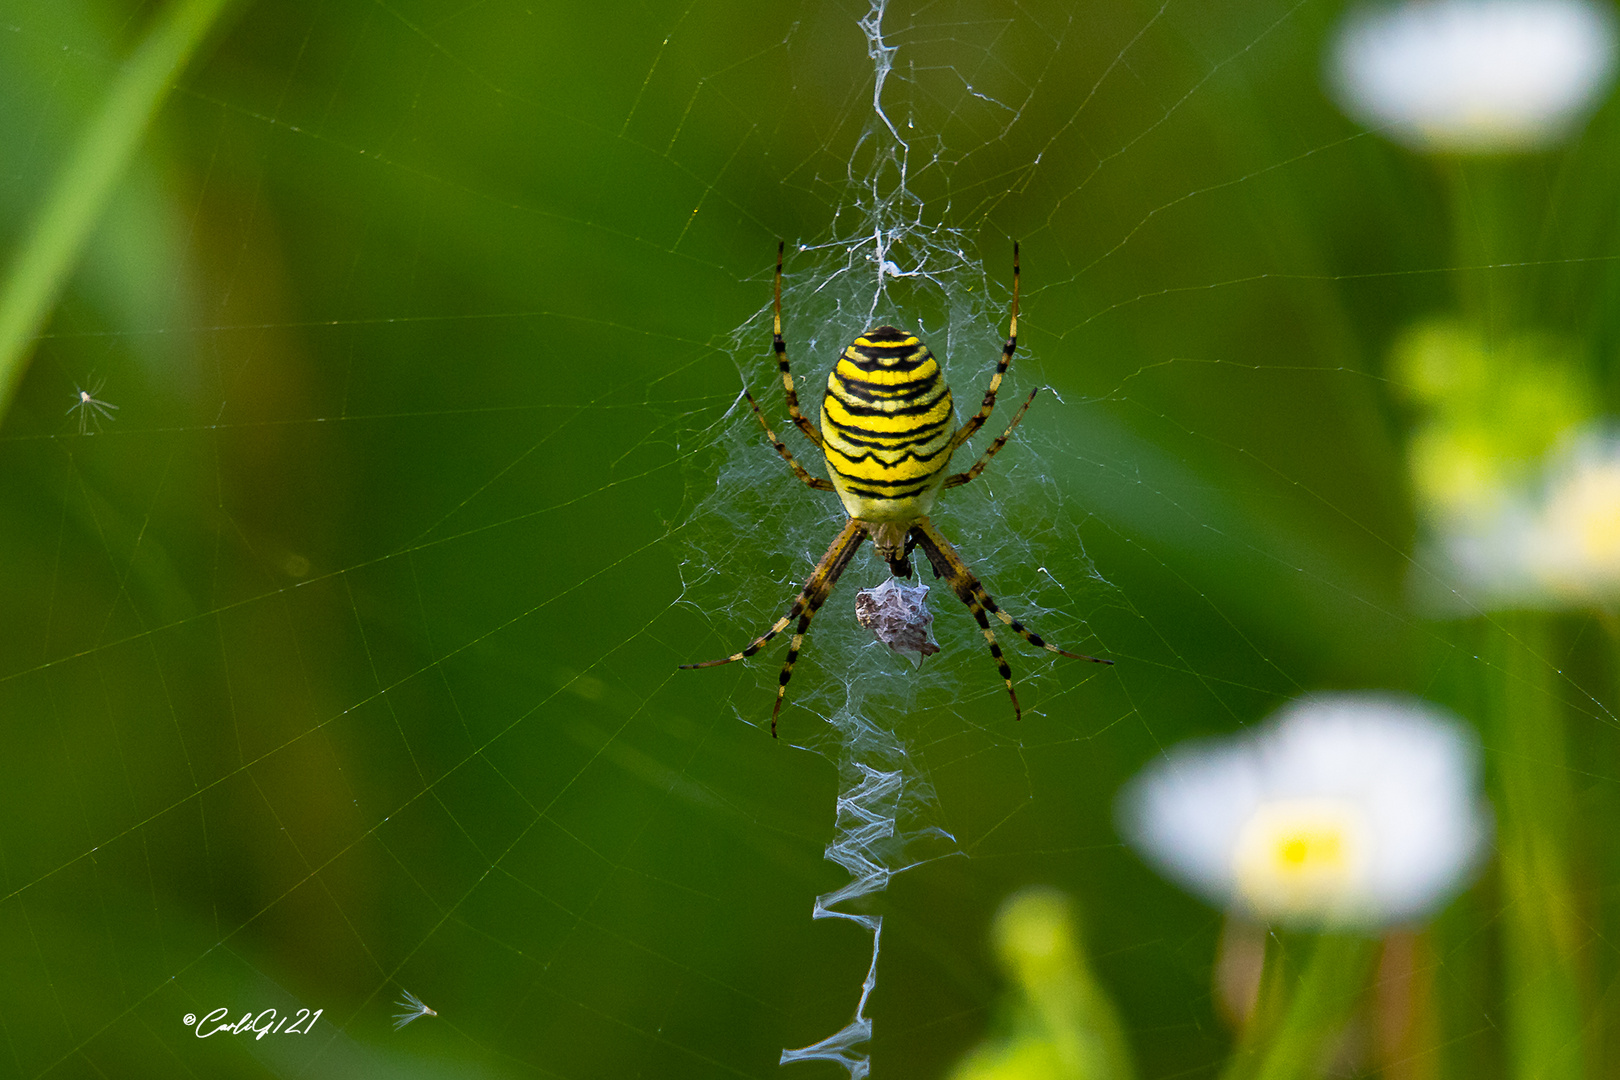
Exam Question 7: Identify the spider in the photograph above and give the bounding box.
[684,243,1111,736]
[67,378,119,434]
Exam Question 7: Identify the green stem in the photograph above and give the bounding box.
[1221,933,1377,1080]
[1220,930,1290,1080]
[0,0,235,428]
[1252,935,1376,1080]
[1488,613,1586,1080]
[1442,157,1530,333]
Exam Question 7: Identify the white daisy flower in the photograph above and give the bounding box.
[1524,430,1620,600]
[1329,0,1618,152]
[1118,693,1491,927]
[1416,425,1620,609]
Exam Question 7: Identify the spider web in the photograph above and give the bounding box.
[2,1,1619,1079]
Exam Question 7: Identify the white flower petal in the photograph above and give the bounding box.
[1330,0,1618,152]
[1119,737,1264,908]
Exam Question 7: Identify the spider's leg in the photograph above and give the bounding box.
[774,241,824,450]
[912,517,1109,720]
[886,539,914,578]
[908,526,938,579]
[768,518,866,736]
[913,521,1022,718]
[950,242,1018,454]
[682,518,867,737]
[969,580,1110,664]
[680,586,808,668]
[745,390,832,491]
[944,387,1037,489]
[917,518,1109,662]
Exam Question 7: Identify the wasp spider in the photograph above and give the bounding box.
[685,243,1111,736]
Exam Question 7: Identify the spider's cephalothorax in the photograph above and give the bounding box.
[683,243,1112,736]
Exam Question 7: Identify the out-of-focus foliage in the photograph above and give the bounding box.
[1396,320,1594,518]
[950,889,1133,1080]
[4,0,1620,1078]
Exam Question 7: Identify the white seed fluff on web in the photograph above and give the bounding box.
[1328,0,1619,153]
[1117,693,1492,927]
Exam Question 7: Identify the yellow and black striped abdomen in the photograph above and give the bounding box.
[820,325,955,522]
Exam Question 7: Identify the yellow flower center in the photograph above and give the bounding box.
[1533,458,1620,596]
[1561,466,1620,563]
[1231,798,1370,922]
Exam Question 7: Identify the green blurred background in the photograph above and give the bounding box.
[3,0,1620,1077]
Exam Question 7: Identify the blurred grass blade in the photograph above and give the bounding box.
[951,888,1136,1080]
[1490,615,1586,1080]
[0,0,235,427]
[1222,934,1376,1080]
[1253,935,1375,1080]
